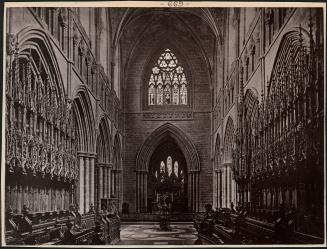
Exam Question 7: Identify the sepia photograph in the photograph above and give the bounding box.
[1,1,326,247]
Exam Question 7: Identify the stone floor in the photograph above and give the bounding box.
[118,222,199,245]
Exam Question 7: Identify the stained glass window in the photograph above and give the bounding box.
[157,85,163,105]
[167,156,172,176]
[174,161,179,177]
[148,49,188,105]
[160,161,165,173]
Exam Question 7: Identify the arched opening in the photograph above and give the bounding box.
[112,134,122,207]
[147,139,188,214]
[220,116,236,209]
[236,90,258,207]
[214,134,222,209]
[95,117,111,211]
[72,89,96,214]
[136,123,200,213]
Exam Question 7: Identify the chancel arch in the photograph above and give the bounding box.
[147,140,188,213]
[136,123,200,213]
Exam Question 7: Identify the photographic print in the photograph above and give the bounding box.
[1,1,326,247]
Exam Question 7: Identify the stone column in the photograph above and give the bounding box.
[113,170,116,196]
[118,170,121,200]
[89,156,95,209]
[136,172,140,213]
[140,172,143,212]
[226,165,231,208]
[221,168,226,207]
[233,179,237,207]
[213,172,217,209]
[108,164,112,197]
[196,172,199,212]
[114,170,117,197]
[144,173,147,212]
[79,155,85,214]
[194,173,197,212]
[103,166,107,198]
[84,156,90,213]
[142,172,146,212]
[106,167,111,198]
[136,172,138,213]
[98,164,103,209]
[188,173,192,212]
[232,177,236,206]
[217,171,221,208]
[191,173,195,212]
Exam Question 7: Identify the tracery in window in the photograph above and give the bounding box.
[156,156,181,181]
[148,49,188,106]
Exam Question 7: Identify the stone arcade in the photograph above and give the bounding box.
[2,4,325,246]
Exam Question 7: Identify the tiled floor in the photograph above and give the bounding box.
[119,222,199,245]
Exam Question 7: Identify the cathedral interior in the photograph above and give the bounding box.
[2,5,325,246]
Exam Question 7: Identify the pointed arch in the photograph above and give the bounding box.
[113,133,122,170]
[136,122,200,212]
[112,133,123,201]
[73,88,96,153]
[95,115,111,210]
[268,29,310,97]
[136,123,200,172]
[5,27,78,214]
[97,116,111,163]
[244,89,259,126]
[15,27,66,106]
[214,134,221,170]
[224,117,234,162]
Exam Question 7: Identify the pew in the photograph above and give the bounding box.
[194,209,324,245]
[5,210,121,245]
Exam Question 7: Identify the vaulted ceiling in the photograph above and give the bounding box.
[109,8,226,76]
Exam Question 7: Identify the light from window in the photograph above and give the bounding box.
[174,161,179,177]
[148,49,188,106]
[167,156,172,176]
[160,161,165,173]
[156,156,180,179]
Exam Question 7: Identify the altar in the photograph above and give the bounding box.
[148,152,188,214]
